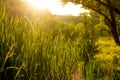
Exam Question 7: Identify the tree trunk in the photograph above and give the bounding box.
[107,0,120,46]
[109,10,120,46]
[111,26,120,46]
[109,13,120,46]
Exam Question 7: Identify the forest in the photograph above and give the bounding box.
[0,0,120,80]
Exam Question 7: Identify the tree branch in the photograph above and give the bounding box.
[96,0,120,15]
[80,3,111,24]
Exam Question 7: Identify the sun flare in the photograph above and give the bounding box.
[26,0,54,9]
[26,0,89,16]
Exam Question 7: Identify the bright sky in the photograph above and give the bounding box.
[25,0,89,16]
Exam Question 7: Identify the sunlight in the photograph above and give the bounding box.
[26,0,50,9]
[26,0,89,16]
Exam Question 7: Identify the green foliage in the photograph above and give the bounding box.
[93,37,120,80]
[62,0,120,46]
[95,23,110,37]
[0,1,120,80]
[77,17,99,80]
[0,5,80,80]
[95,16,110,37]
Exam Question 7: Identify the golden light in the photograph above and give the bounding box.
[26,0,89,16]
[26,0,50,9]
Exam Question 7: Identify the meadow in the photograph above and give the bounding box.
[0,2,120,80]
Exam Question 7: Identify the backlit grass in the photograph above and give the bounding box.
[0,2,120,80]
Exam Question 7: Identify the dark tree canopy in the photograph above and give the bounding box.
[62,0,120,46]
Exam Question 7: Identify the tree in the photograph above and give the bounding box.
[62,0,120,46]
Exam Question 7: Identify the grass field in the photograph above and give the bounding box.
[0,3,120,80]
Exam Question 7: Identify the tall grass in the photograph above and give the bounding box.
[0,5,80,80]
[0,2,120,80]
